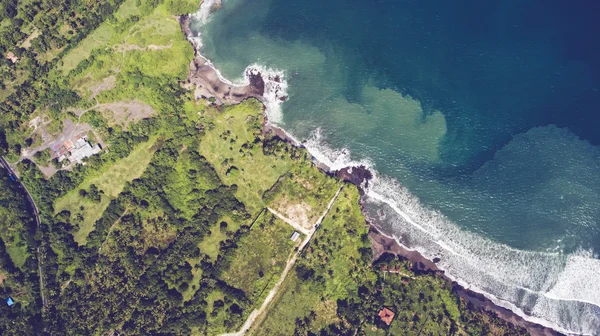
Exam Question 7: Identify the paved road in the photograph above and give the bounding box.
[0,156,47,307]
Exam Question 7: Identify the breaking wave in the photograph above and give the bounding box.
[188,2,288,122]
[188,2,600,335]
[302,132,600,334]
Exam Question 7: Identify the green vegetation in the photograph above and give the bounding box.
[200,100,295,214]
[255,186,375,335]
[223,211,298,304]
[0,0,127,158]
[264,163,340,226]
[0,0,531,335]
[32,148,51,164]
[0,167,42,334]
[0,168,36,268]
[54,137,158,244]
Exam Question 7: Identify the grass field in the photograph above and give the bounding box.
[197,214,242,262]
[223,211,298,304]
[3,233,30,269]
[54,137,158,244]
[60,24,115,73]
[61,0,194,88]
[199,100,294,215]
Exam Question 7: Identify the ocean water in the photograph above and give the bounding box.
[190,0,600,333]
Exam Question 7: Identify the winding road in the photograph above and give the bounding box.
[0,156,47,308]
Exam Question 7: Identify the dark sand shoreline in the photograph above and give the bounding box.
[368,228,563,336]
[179,13,565,336]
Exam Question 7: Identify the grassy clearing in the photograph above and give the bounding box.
[114,0,141,20]
[308,186,375,299]
[60,24,115,73]
[254,185,374,335]
[61,0,194,83]
[3,235,30,269]
[223,211,298,304]
[265,163,340,227]
[255,274,340,336]
[198,215,240,262]
[54,137,158,244]
[199,100,294,215]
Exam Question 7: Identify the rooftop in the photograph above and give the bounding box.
[378,307,395,325]
[5,52,18,63]
[290,231,301,242]
[68,137,101,163]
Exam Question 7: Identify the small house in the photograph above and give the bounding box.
[290,231,300,242]
[6,297,14,307]
[378,307,395,325]
[5,52,18,63]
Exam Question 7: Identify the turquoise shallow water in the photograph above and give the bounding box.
[191,0,600,332]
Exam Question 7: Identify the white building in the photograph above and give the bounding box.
[290,231,301,242]
[68,138,101,163]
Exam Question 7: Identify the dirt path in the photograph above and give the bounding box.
[221,185,344,336]
[266,207,311,236]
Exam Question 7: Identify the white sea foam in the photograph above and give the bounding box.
[274,130,600,334]
[245,64,288,123]
[188,4,288,122]
[189,0,221,50]
[301,128,372,171]
[190,2,600,335]
[363,172,600,335]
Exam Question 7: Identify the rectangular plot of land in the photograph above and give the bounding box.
[222,211,300,304]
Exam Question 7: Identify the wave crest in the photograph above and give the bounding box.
[189,2,600,334]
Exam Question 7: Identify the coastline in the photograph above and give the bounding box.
[368,227,563,336]
[178,11,568,336]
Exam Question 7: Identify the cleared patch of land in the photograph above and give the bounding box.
[264,164,340,229]
[97,100,155,127]
[60,24,115,73]
[198,215,241,262]
[54,137,158,244]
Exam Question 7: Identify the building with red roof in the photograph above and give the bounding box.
[378,307,395,325]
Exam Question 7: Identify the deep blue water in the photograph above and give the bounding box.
[192,0,600,332]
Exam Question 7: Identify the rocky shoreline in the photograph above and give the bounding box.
[180,14,265,106]
[179,11,565,336]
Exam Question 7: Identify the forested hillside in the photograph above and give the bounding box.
[0,0,532,335]
[0,168,41,333]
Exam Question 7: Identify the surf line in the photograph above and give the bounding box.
[184,2,598,334]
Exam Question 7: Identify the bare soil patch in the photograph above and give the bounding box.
[89,75,117,98]
[97,100,155,128]
[113,41,173,52]
[272,197,314,229]
[21,30,40,49]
